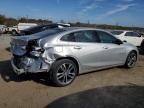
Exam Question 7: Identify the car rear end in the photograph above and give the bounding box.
[10,36,50,74]
[10,28,66,75]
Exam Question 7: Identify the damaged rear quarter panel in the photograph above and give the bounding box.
[39,34,74,63]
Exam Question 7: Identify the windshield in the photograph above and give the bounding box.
[111,31,124,35]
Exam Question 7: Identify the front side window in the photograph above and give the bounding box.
[61,30,100,43]
[97,31,117,43]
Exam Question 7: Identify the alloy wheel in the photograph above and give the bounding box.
[127,52,137,68]
[56,63,76,85]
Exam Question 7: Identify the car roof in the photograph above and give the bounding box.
[61,27,106,32]
[31,27,110,38]
[110,30,134,32]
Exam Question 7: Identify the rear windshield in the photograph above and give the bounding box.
[111,31,123,35]
[23,26,42,31]
[33,28,65,37]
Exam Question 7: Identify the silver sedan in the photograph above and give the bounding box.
[11,27,138,86]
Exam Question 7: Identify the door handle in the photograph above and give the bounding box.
[123,40,127,42]
[103,46,109,49]
[74,46,82,49]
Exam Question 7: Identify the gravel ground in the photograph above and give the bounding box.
[0,34,144,108]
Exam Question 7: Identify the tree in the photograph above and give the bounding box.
[5,18,18,26]
[0,15,5,24]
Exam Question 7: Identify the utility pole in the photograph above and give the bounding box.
[26,15,29,23]
[116,22,119,26]
[87,20,90,25]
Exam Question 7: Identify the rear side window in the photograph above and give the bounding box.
[97,31,117,43]
[125,32,140,37]
[61,33,75,42]
[61,30,100,43]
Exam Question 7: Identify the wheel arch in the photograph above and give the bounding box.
[132,50,138,55]
[141,39,144,47]
[55,56,80,75]
[127,50,138,61]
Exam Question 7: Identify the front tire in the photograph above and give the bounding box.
[50,59,78,87]
[124,51,137,68]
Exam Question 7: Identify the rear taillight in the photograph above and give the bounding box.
[27,40,44,57]
[27,39,38,51]
[29,47,44,57]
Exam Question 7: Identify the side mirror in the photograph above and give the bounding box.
[123,40,127,42]
[136,33,142,37]
[114,39,123,45]
[138,34,142,37]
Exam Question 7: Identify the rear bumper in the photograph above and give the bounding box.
[11,56,52,75]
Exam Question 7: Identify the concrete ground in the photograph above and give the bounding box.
[0,34,144,108]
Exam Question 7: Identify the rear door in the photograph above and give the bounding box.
[60,30,108,72]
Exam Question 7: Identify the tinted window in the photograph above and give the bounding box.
[61,33,75,42]
[125,32,140,37]
[97,31,117,43]
[111,31,123,35]
[61,30,100,43]
[31,26,44,33]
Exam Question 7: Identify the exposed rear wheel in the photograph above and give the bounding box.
[11,30,17,36]
[50,59,77,87]
[140,41,144,54]
[124,51,137,68]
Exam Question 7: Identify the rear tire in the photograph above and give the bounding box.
[140,41,144,54]
[11,30,17,36]
[124,51,137,68]
[50,59,78,87]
